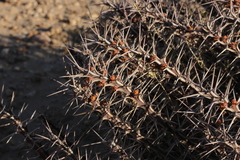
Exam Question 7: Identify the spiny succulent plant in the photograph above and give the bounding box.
[64,0,240,159]
[1,0,240,159]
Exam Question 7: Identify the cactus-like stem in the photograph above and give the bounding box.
[64,0,240,159]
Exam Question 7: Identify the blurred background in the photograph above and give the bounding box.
[0,0,102,159]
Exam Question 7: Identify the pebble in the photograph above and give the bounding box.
[2,15,9,22]
[73,2,80,6]
[14,15,21,21]
[31,32,51,44]
[54,0,62,5]
[67,17,78,26]
[37,1,46,5]
[2,0,18,4]
[13,66,20,71]
[10,25,18,30]
[27,31,38,38]
[0,48,10,58]
[31,1,38,7]
[56,14,64,21]
[92,13,99,19]
[51,39,64,47]
[17,47,26,52]
[50,25,62,34]
[35,7,43,13]
[56,4,63,10]
[45,12,54,20]
[33,13,40,18]
[23,2,32,9]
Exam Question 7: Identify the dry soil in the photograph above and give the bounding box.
[0,0,102,159]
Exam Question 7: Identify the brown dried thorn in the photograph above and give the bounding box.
[214,35,220,41]
[97,80,106,87]
[219,102,228,110]
[161,2,166,7]
[86,77,93,83]
[90,66,95,71]
[231,99,238,109]
[149,55,157,62]
[234,0,239,5]
[195,26,201,31]
[118,41,124,46]
[89,95,97,103]
[111,86,118,92]
[100,69,107,75]
[121,57,130,62]
[101,99,107,106]
[133,89,140,97]
[230,42,237,50]
[110,75,116,81]
[231,99,237,105]
[226,2,230,7]
[111,41,117,46]
[100,61,106,65]
[221,35,228,43]
[160,63,168,70]
[215,119,222,128]
[122,48,129,53]
[111,50,120,56]
[128,70,134,74]
[188,26,194,32]
[132,17,139,23]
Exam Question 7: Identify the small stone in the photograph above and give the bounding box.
[92,14,99,19]
[45,31,52,36]
[45,12,54,20]
[14,15,22,21]
[29,30,38,36]
[36,23,44,28]
[26,33,34,39]
[23,2,32,9]
[50,39,64,47]
[31,1,38,7]
[35,7,43,13]
[31,32,51,44]
[54,0,61,5]
[56,14,64,21]
[17,47,25,52]
[2,15,9,22]
[73,2,80,6]
[62,23,67,28]
[67,17,78,26]
[50,39,60,45]
[13,66,20,71]
[33,13,40,18]
[37,1,46,5]
[50,25,62,34]
[56,4,63,10]
[0,48,10,58]
[2,0,18,4]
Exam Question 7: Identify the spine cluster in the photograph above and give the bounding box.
[0,0,240,159]
[65,0,240,159]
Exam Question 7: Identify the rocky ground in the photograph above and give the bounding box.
[0,0,102,159]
